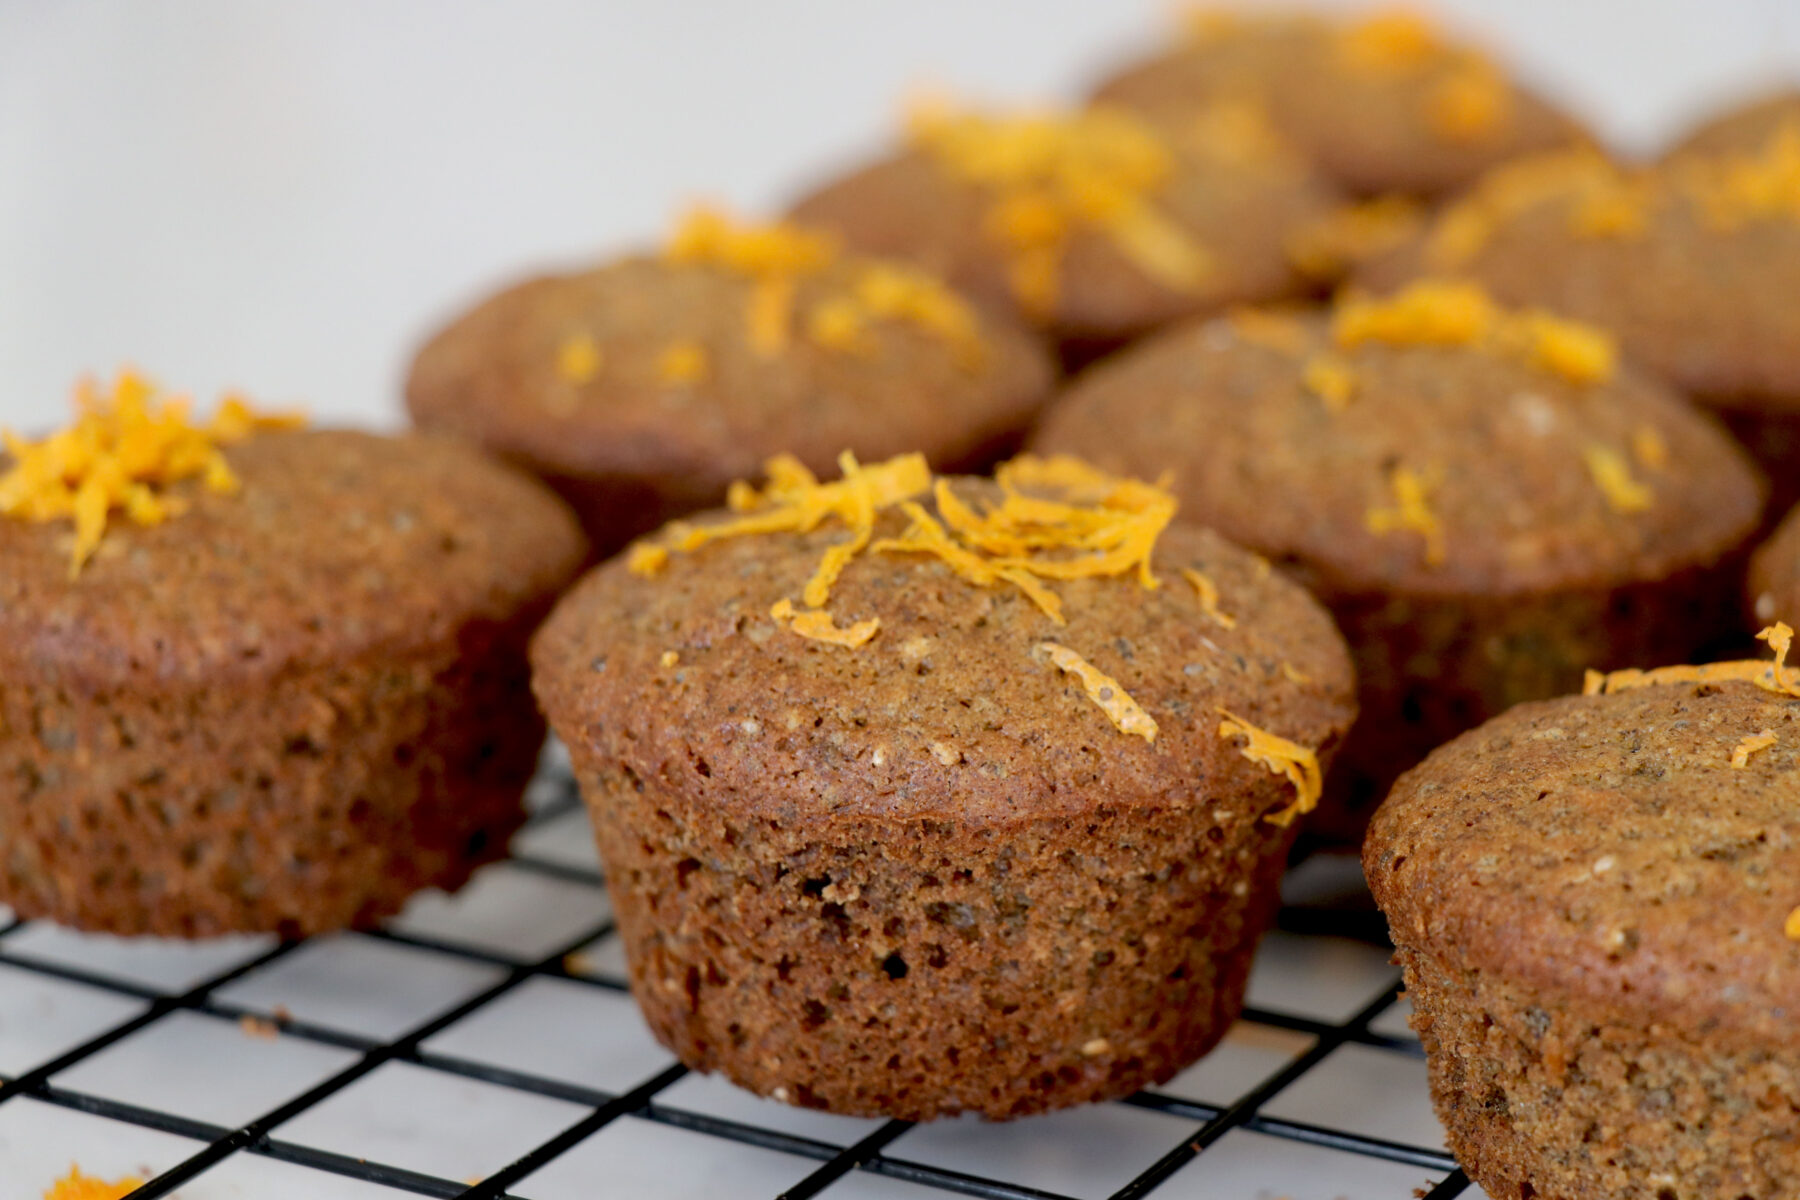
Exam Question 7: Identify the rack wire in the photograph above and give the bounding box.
[0,760,1474,1200]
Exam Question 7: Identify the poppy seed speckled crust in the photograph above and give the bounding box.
[1031,308,1766,842]
[1751,504,1800,629]
[1366,682,1800,1199]
[530,495,1356,1120]
[0,429,588,937]
[405,255,1054,559]
[1090,13,1588,198]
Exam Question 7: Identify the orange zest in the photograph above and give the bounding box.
[1729,730,1778,769]
[1217,708,1323,826]
[43,1167,145,1200]
[770,597,881,648]
[906,99,1210,317]
[555,333,603,384]
[1584,622,1800,698]
[667,206,838,358]
[655,340,709,384]
[1040,642,1158,742]
[1365,463,1446,566]
[1181,567,1237,629]
[0,370,304,579]
[1582,445,1653,514]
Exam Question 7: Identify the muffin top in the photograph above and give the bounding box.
[532,453,1356,828]
[0,374,587,689]
[1367,628,1800,1048]
[1032,281,1765,598]
[1091,9,1587,198]
[1360,139,1800,411]
[406,208,1054,493]
[788,99,1342,342]
[1664,89,1800,163]
[1751,504,1800,628]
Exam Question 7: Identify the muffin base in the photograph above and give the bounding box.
[0,620,545,938]
[1396,944,1800,1200]
[575,746,1296,1120]
[1308,557,1751,846]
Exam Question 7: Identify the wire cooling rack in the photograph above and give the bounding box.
[0,750,1480,1200]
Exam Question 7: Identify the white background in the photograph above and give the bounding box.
[1,0,1797,433]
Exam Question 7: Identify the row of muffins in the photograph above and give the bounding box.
[5,7,1799,1198]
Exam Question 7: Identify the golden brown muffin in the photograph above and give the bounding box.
[0,374,588,937]
[1366,631,1800,1199]
[1032,282,1766,842]
[1664,88,1800,162]
[531,453,1356,1119]
[406,208,1054,558]
[788,98,1342,353]
[1751,502,1800,628]
[1092,9,1589,198]
[1361,139,1800,517]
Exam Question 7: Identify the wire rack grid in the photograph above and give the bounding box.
[0,755,1480,1200]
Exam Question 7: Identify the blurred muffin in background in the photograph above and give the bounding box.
[1092,8,1590,199]
[406,208,1054,558]
[1032,281,1766,842]
[1361,134,1800,519]
[788,97,1342,360]
[1663,88,1800,163]
[1751,501,1800,628]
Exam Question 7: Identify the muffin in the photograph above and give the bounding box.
[1361,138,1800,517]
[1366,627,1800,1199]
[1751,502,1800,628]
[1092,9,1589,198]
[406,207,1054,559]
[0,373,587,937]
[1665,89,1800,163]
[531,451,1356,1119]
[1033,281,1766,842]
[787,97,1342,356]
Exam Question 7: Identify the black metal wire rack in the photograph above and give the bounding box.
[0,761,1475,1200]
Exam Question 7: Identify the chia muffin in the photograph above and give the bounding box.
[787,98,1342,355]
[1366,629,1800,1199]
[1033,281,1766,842]
[1751,502,1800,628]
[1361,138,1800,517]
[406,208,1053,560]
[1092,9,1589,198]
[531,452,1356,1119]
[0,374,587,937]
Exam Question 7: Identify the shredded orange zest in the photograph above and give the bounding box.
[1584,622,1800,698]
[906,99,1209,315]
[43,1167,144,1200]
[1302,355,1356,411]
[1285,195,1425,280]
[770,597,881,648]
[1337,10,1440,74]
[1229,307,1310,355]
[1787,905,1800,942]
[1583,445,1653,514]
[1366,464,1447,566]
[1280,661,1312,685]
[626,542,669,576]
[806,297,870,355]
[1334,281,1617,386]
[656,340,709,384]
[1040,642,1158,742]
[1427,61,1510,143]
[556,333,602,384]
[1632,425,1669,471]
[665,207,838,358]
[1730,729,1778,769]
[1677,117,1800,231]
[1423,151,1649,269]
[659,650,679,668]
[1218,708,1323,826]
[0,370,304,579]
[1181,567,1237,629]
[1334,280,1498,349]
[1508,311,1617,385]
